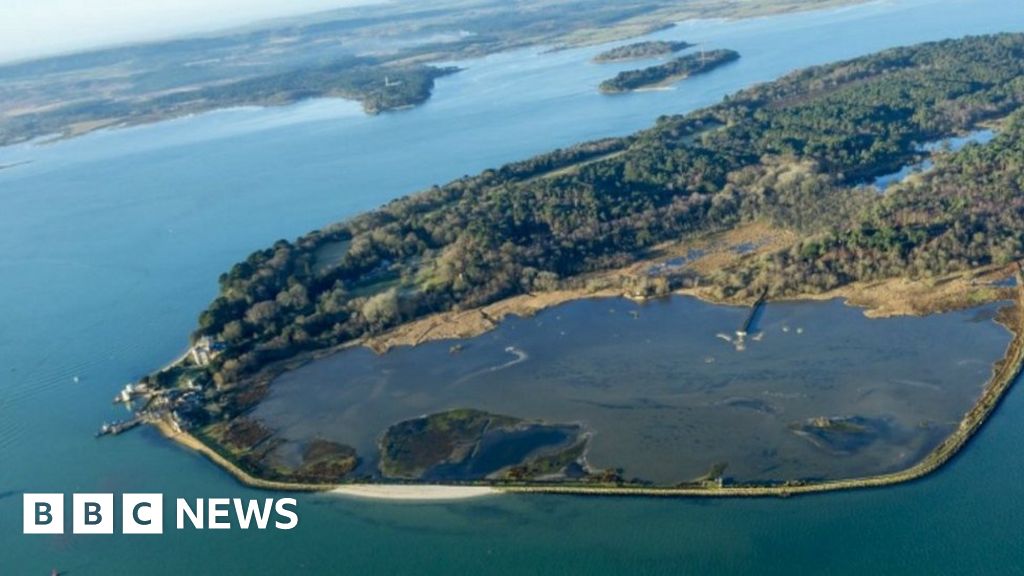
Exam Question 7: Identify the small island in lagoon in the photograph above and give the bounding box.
[599,49,740,93]
[378,409,589,482]
[124,33,1024,496]
[592,40,693,62]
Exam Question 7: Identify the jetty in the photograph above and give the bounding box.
[96,418,141,438]
[737,288,768,337]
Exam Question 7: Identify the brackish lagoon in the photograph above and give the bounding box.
[256,297,1010,484]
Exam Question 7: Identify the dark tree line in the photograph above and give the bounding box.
[599,49,740,92]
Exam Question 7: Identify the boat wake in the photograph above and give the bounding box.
[454,346,529,385]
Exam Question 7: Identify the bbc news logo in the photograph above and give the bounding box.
[23,494,298,534]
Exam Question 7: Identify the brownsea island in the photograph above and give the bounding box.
[132,33,1024,496]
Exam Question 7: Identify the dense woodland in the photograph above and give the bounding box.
[599,49,740,92]
[185,34,1024,409]
[593,40,692,62]
[731,112,1024,298]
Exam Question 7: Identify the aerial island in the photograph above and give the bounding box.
[121,33,1024,496]
[599,49,740,93]
[592,40,693,62]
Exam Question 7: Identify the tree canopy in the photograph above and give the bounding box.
[186,33,1024,401]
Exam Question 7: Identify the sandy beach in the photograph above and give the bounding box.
[331,484,502,501]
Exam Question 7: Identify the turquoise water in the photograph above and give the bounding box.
[2,0,1024,573]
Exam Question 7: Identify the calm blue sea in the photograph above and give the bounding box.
[1,0,1023,573]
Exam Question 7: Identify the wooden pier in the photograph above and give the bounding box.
[737,288,768,336]
[96,417,141,438]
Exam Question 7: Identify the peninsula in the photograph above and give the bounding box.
[131,33,1024,495]
[599,49,740,93]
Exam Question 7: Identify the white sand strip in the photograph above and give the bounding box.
[331,484,501,501]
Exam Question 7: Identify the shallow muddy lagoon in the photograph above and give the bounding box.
[254,296,1011,485]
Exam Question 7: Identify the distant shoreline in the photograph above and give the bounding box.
[0,0,872,148]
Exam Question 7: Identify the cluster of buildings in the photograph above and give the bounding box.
[146,379,207,433]
[112,381,151,404]
[190,336,226,367]
[105,375,208,437]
